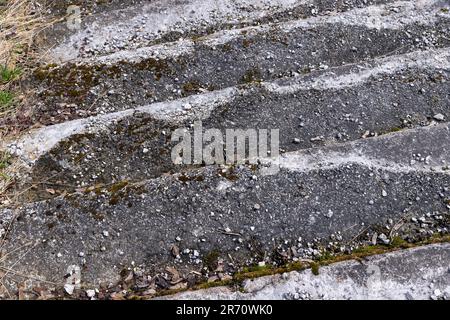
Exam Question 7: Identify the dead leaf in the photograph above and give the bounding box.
[165,266,180,282]
[18,283,26,300]
[171,245,180,257]
[110,292,126,300]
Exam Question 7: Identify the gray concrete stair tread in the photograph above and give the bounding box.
[0,0,449,299]
[163,243,450,300]
[48,0,401,61]
[4,47,449,200]
[26,0,450,129]
[1,123,449,287]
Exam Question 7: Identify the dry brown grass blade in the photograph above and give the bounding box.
[0,240,37,283]
[0,0,51,67]
[0,154,27,206]
[0,1,56,203]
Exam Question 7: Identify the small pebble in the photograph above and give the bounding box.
[64,284,75,295]
[86,289,96,298]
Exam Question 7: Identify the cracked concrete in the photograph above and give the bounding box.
[0,0,449,299]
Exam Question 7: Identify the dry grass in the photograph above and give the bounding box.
[0,1,50,67]
[0,151,13,193]
[0,2,57,298]
[0,1,66,299]
[0,151,26,206]
[0,1,55,201]
[0,0,54,118]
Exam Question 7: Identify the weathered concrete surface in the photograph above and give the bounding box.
[47,0,402,61]
[0,0,449,299]
[11,47,450,161]
[164,243,450,300]
[28,0,450,127]
[0,123,449,288]
[4,47,450,200]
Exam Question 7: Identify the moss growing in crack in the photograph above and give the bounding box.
[242,38,253,48]
[317,250,333,262]
[106,181,149,206]
[378,125,406,136]
[217,166,239,181]
[134,57,174,81]
[233,260,312,283]
[178,174,205,183]
[389,236,408,248]
[203,250,221,271]
[300,66,312,74]
[182,81,203,95]
[83,184,106,195]
[310,262,320,276]
[108,180,129,193]
[196,279,235,290]
[135,234,450,300]
[385,127,402,133]
[107,181,129,205]
[241,264,272,274]
[241,68,262,84]
[234,266,276,282]
[351,245,385,256]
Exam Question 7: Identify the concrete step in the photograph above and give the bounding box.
[47,0,144,16]
[1,0,449,299]
[164,243,450,300]
[0,123,449,288]
[23,0,450,129]
[47,0,400,61]
[5,47,450,200]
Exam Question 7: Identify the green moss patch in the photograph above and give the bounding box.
[0,90,14,111]
[1,65,21,84]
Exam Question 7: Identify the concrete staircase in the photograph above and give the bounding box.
[0,0,449,298]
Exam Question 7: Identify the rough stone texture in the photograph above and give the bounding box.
[163,243,450,300]
[47,0,401,60]
[29,0,450,127]
[0,0,449,299]
[5,48,450,199]
[1,124,449,287]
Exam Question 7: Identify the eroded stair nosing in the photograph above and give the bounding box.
[5,46,450,165]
